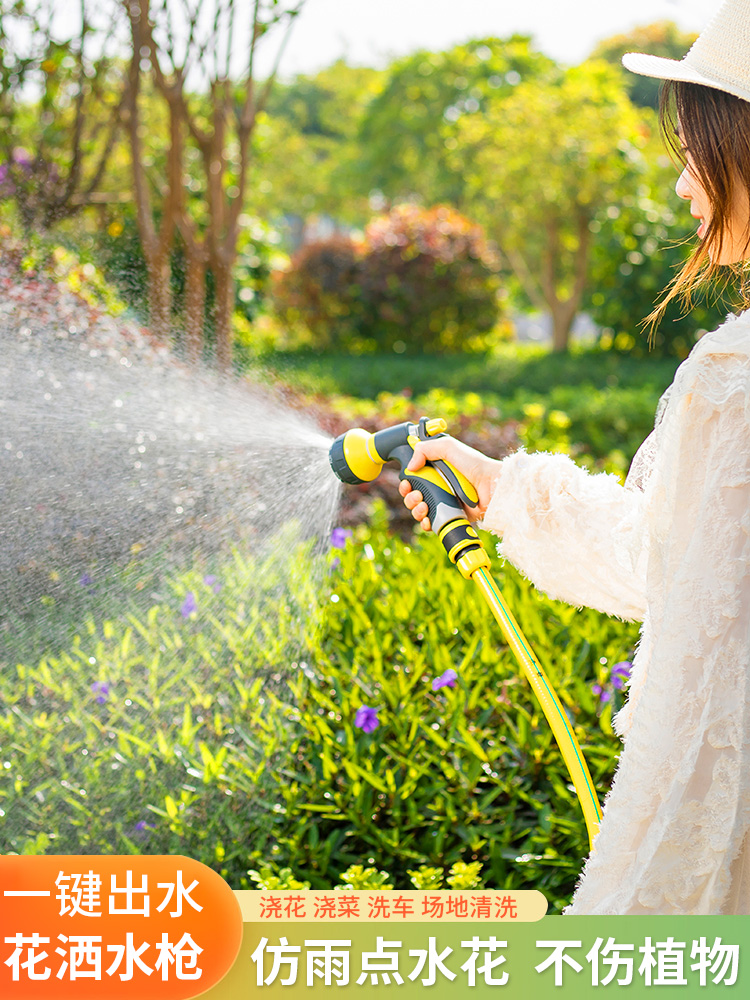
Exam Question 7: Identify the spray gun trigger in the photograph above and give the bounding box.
[417,416,447,440]
[433,459,479,507]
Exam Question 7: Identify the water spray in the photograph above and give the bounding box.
[329,417,602,850]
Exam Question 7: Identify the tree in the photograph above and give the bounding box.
[589,22,698,110]
[585,147,729,358]
[247,60,384,229]
[455,60,647,352]
[0,0,126,233]
[122,4,181,348]
[123,0,305,367]
[355,36,556,208]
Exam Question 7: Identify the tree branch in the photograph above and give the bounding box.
[499,242,547,313]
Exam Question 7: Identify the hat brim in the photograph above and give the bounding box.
[622,52,750,103]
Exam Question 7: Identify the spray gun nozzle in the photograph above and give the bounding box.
[328,427,384,485]
[328,417,483,569]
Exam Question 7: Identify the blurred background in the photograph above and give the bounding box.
[0,0,728,368]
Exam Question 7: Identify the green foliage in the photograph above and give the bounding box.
[589,22,698,110]
[263,343,679,464]
[336,866,394,890]
[253,61,383,225]
[510,383,665,472]
[3,228,127,315]
[457,60,648,349]
[407,865,444,889]
[94,208,286,354]
[445,861,483,889]
[355,36,556,206]
[233,218,289,324]
[0,1,126,231]
[245,860,485,891]
[89,213,164,321]
[248,866,311,890]
[261,341,679,403]
[272,235,361,349]
[272,204,505,353]
[1,516,640,913]
[585,143,731,359]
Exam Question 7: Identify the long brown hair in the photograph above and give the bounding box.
[646,80,750,337]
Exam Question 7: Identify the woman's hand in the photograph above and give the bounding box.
[398,436,503,532]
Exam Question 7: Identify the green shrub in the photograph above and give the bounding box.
[94,210,284,355]
[586,179,731,360]
[1,513,639,913]
[246,860,487,891]
[272,204,505,354]
[2,229,127,316]
[271,235,362,350]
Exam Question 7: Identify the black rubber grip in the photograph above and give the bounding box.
[402,473,463,525]
[329,434,366,484]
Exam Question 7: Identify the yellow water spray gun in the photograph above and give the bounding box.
[329,416,602,850]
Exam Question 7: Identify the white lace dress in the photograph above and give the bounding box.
[481,311,750,915]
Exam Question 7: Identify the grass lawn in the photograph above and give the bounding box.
[256,343,681,402]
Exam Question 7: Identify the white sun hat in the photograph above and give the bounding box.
[622,0,750,103]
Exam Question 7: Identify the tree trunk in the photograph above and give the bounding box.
[541,212,591,353]
[550,303,575,353]
[184,244,207,364]
[124,4,180,346]
[145,249,172,342]
[212,258,234,372]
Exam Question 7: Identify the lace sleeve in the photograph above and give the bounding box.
[480,448,649,621]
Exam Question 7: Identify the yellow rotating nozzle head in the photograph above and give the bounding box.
[329,428,384,484]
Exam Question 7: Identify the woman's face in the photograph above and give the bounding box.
[675,134,750,264]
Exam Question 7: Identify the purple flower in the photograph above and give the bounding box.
[592,683,611,704]
[330,557,341,572]
[331,527,352,550]
[12,147,32,167]
[611,661,632,690]
[354,705,380,733]
[132,820,154,842]
[79,572,94,588]
[432,668,458,692]
[90,680,110,705]
[203,575,221,594]
[181,592,197,618]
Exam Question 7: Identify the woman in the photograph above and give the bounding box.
[400,0,750,914]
